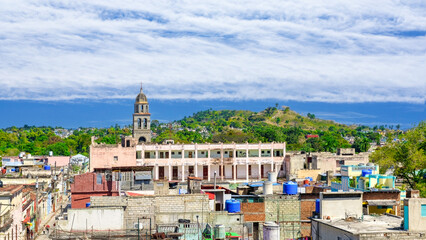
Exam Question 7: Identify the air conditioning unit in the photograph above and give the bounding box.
[134,222,143,230]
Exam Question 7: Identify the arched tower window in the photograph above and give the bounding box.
[140,105,144,113]
[144,118,148,129]
[138,118,141,129]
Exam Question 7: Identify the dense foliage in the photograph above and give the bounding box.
[1,107,398,158]
[371,121,426,196]
[0,125,130,157]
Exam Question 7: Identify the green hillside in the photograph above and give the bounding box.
[1,106,395,157]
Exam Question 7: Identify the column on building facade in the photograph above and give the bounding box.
[155,145,159,180]
[245,163,249,182]
[271,143,275,172]
[233,164,236,182]
[168,145,172,180]
[195,144,198,177]
[258,162,261,180]
[207,145,211,181]
[245,147,249,180]
[220,144,224,181]
[181,147,185,181]
[155,165,159,180]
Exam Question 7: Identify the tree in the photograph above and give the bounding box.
[352,137,371,153]
[370,121,426,197]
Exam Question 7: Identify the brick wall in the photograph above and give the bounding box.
[241,202,265,222]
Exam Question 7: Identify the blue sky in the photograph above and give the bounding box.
[0,1,425,128]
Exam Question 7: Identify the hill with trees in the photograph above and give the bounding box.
[0,106,400,158]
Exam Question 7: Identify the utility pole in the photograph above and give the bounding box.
[35,177,39,234]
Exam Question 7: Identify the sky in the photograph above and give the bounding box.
[0,0,425,128]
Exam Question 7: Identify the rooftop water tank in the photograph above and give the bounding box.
[214,224,225,240]
[263,222,280,240]
[225,199,240,213]
[283,181,298,195]
[44,165,51,170]
[362,169,372,177]
[263,181,273,195]
[268,172,277,182]
[315,199,320,214]
[86,202,91,208]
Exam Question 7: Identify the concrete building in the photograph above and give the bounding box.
[319,192,363,220]
[0,185,24,240]
[311,214,426,240]
[90,87,286,182]
[404,197,426,232]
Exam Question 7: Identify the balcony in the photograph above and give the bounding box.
[0,211,12,232]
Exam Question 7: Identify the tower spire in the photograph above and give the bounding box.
[140,82,143,93]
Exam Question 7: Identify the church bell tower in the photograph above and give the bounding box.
[132,84,151,143]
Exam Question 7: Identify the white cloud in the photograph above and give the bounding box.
[0,0,425,103]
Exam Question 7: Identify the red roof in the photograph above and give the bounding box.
[306,134,319,138]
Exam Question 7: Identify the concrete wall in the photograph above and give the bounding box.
[320,192,363,220]
[311,220,357,240]
[405,198,426,232]
[90,143,136,171]
[59,207,124,231]
[263,195,301,239]
[297,169,321,180]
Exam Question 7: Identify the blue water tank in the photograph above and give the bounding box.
[10,168,15,172]
[315,199,320,214]
[86,202,91,208]
[44,165,51,170]
[283,181,298,195]
[225,199,240,213]
[361,169,372,177]
[305,177,313,181]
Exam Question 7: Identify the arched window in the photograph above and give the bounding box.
[140,105,144,113]
[137,118,141,129]
[144,118,148,129]
[139,136,146,143]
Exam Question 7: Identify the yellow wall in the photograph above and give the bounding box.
[368,206,395,215]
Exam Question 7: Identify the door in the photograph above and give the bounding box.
[248,165,252,177]
[189,151,193,158]
[159,166,164,179]
[203,166,208,180]
[188,166,194,175]
[173,166,178,180]
[261,165,265,178]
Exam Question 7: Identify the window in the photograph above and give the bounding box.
[225,151,228,154]
[114,156,118,161]
[144,118,148,128]
[201,151,204,154]
[137,118,141,129]
[261,151,264,154]
[217,151,220,154]
[96,174,102,184]
[421,204,426,217]
[172,152,175,155]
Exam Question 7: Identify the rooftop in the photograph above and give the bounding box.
[313,215,404,234]
[0,185,24,196]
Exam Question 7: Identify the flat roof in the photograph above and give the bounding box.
[313,215,404,235]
